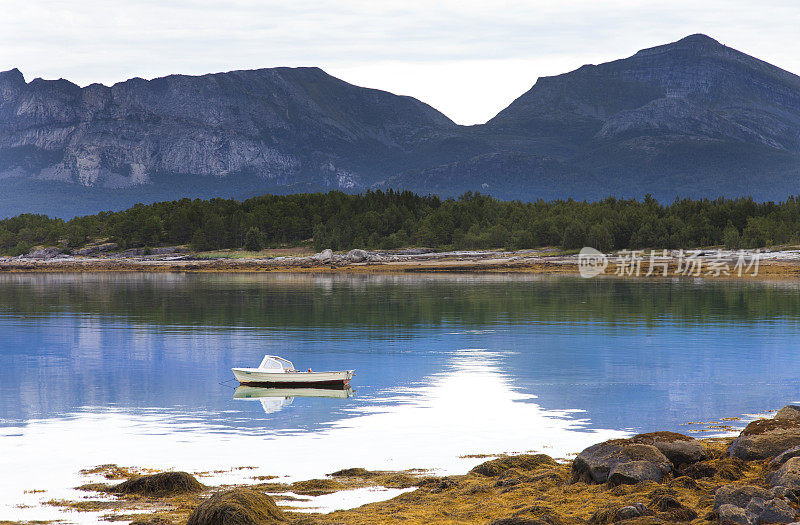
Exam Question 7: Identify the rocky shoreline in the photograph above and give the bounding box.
[28,405,800,525]
[3,248,800,279]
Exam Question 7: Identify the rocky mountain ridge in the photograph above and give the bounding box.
[2,34,800,216]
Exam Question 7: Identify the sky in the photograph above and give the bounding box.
[2,1,799,125]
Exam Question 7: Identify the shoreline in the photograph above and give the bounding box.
[4,248,800,279]
[20,405,800,525]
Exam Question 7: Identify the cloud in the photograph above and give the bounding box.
[1,0,799,124]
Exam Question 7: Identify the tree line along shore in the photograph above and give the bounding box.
[3,191,800,257]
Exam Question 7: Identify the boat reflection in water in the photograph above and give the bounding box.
[233,385,354,415]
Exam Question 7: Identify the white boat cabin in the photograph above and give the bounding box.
[258,355,296,373]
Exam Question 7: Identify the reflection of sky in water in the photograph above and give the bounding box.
[2,273,800,523]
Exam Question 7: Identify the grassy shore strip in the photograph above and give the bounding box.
[3,250,800,279]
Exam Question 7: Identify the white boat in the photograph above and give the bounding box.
[231,355,354,388]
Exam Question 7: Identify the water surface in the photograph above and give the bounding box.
[1,273,799,522]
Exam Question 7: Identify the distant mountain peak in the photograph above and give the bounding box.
[0,67,25,86]
[632,33,727,58]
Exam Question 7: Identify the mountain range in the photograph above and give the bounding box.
[2,34,800,217]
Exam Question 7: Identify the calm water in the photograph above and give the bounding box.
[2,273,800,521]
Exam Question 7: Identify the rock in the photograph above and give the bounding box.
[27,246,62,259]
[649,494,698,521]
[745,496,796,524]
[495,468,535,488]
[728,419,800,460]
[328,467,374,477]
[572,439,672,484]
[471,454,557,477]
[129,518,171,525]
[717,504,749,525]
[631,431,707,468]
[714,484,775,511]
[313,249,333,263]
[770,446,800,469]
[608,460,670,486]
[345,249,368,262]
[112,471,205,497]
[589,503,654,524]
[186,488,286,525]
[491,504,566,525]
[72,242,119,256]
[776,406,800,421]
[769,457,800,490]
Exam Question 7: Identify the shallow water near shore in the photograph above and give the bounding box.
[2,273,800,523]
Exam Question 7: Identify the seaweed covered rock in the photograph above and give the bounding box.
[769,457,800,490]
[490,503,566,525]
[187,488,286,525]
[112,471,205,497]
[728,418,800,460]
[471,454,557,477]
[775,405,800,421]
[648,494,698,521]
[328,467,374,477]
[588,503,654,524]
[572,440,672,484]
[630,432,707,468]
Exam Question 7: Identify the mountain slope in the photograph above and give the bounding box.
[0,66,456,215]
[384,34,800,201]
[3,34,800,217]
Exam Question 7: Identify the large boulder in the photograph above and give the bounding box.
[769,457,800,490]
[572,439,672,484]
[27,246,62,259]
[471,454,557,477]
[112,471,205,497]
[630,431,707,468]
[713,484,796,524]
[770,446,800,469]
[745,497,796,524]
[345,249,368,262]
[728,419,800,461]
[608,461,669,486]
[187,488,286,525]
[714,485,775,511]
[775,406,800,421]
[717,504,749,525]
[312,249,333,263]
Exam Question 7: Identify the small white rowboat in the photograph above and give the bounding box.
[232,355,354,388]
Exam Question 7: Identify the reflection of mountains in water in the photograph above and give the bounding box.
[233,386,354,415]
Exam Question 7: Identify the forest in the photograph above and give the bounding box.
[1,190,799,256]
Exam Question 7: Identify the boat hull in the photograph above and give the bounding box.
[232,368,354,388]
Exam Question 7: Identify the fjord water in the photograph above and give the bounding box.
[2,273,800,520]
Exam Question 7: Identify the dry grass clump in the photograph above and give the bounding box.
[113,471,205,497]
[186,488,287,525]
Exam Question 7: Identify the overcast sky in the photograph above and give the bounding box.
[2,1,799,125]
